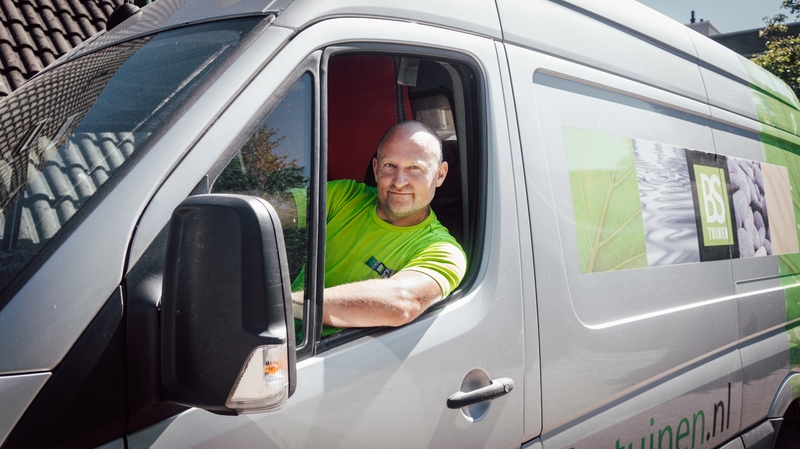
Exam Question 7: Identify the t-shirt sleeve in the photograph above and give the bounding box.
[401,241,467,298]
[289,188,307,230]
[326,179,367,219]
[292,179,364,229]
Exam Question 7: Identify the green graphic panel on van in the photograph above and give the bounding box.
[741,54,800,370]
[563,127,647,274]
[779,254,800,368]
[564,126,800,274]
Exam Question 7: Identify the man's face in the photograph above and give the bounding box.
[373,129,448,227]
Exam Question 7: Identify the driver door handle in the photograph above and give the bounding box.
[446,377,514,409]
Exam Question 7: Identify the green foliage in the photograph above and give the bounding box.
[752,1,800,96]
[751,35,800,96]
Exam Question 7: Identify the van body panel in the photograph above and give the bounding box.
[494,39,543,441]
[496,0,707,103]
[0,188,131,373]
[273,0,502,39]
[506,42,746,447]
[739,330,792,427]
[0,19,275,376]
[769,373,800,418]
[52,0,280,71]
[0,373,49,445]
[126,17,527,448]
[711,114,793,430]
[545,350,742,449]
[709,112,765,160]
[722,437,747,449]
[690,32,758,125]
[94,438,125,449]
[700,67,762,124]
[4,0,800,447]
[557,0,699,59]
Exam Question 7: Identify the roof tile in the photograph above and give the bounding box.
[28,25,56,55]
[37,0,56,13]
[40,8,65,35]
[83,1,106,27]
[0,0,25,25]
[75,15,98,37]
[0,22,13,45]
[6,68,27,91]
[0,41,22,71]
[0,0,124,98]
[67,0,90,19]
[0,77,10,96]
[9,23,33,50]
[47,28,72,54]
[20,4,45,30]
[38,50,55,66]
[51,0,73,15]
[19,46,43,74]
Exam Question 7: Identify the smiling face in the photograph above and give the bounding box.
[373,123,448,227]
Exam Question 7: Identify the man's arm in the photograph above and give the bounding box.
[322,270,443,328]
[291,270,444,327]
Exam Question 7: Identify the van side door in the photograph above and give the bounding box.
[125,17,529,448]
[500,1,744,448]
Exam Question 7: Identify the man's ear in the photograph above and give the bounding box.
[435,161,448,187]
[372,157,378,179]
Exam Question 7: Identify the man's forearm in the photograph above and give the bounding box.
[291,271,444,328]
[321,271,442,328]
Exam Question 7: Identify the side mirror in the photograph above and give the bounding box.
[160,194,296,415]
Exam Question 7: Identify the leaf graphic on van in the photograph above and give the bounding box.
[564,127,647,274]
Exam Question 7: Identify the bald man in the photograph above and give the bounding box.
[291,121,466,329]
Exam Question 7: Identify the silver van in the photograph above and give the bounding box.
[1,0,799,448]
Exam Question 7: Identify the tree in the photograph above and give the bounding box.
[752,0,800,97]
[215,126,307,194]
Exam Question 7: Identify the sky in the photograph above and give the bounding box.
[636,0,789,34]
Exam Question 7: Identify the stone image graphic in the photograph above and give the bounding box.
[728,157,770,258]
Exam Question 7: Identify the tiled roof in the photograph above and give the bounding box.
[0,0,125,98]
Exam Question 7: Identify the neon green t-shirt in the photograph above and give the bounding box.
[292,179,466,297]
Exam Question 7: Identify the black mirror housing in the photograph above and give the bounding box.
[160,194,296,415]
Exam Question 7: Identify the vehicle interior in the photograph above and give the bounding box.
[210,49,483,351]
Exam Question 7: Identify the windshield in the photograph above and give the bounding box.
[0,18,263,296]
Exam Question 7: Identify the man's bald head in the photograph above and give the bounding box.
[372,121,448,227]
[377,121,443,165]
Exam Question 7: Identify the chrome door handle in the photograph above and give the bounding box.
[446,377,514,409]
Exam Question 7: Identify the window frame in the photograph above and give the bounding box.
[313,44,488,354]
[205,54,323,361]
[202,43,488,360]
